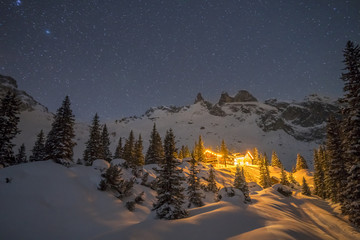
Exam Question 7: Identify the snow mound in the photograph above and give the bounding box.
[92,159,110,171]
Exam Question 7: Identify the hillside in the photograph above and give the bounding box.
[1,75,340,169]
[1,160,359,240]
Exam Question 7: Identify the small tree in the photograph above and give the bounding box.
[252,147,260,165]
[288,172,298,185]
[134,134,145,166]
[101,124,112,162]
[259,154,272,189]
[145,123,164,164]
[301,177,311,196]
[83,113,102,165]
[30,130,46,162]
[15,144,27,164]
[123,130,135,166]
[187,155,204,208]
[271,151,283,168]
[295,153,308,172]
[114,137,123,159]
[234,166,251,203]
[220,139,229,167]
[152,129,188,219]
[207,166,218,193]
[280,166,290,186]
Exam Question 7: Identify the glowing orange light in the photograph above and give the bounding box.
[204,149,222,157]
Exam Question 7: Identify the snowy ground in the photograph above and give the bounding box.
[1,161,359,240]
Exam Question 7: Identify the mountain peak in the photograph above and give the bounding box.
[194,92,205,104]
[218,90,257,105]
[0,74,18,89]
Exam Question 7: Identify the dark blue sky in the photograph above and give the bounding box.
[1,0,359,121]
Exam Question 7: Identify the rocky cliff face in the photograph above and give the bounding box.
[0,74,49,112]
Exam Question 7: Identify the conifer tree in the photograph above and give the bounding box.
[30,130,46,162]
[259,154,272,188]
[271,151,283,168]
[253,147,260,165]
[288,172,297,185]
[187,155,204,208]
[339,41,360,226]
[207,166,218,193]
[234,165,251,203]
[153,129,188,219]
[295,153,308,172]
[101,124,112,162]
[313,148,326,198]
[123,130,135,166]
[301,177,311,196]
[0,91,21,167]
[45,96,76,165]
[178,147,184,159]
[145,123,164,164]
[220,139,229,167]
[15,143,27,164]
[280,166,290,186]
[183,145,191,158]
[195,135,205,162]
[134,134,145,166]
[114,137,123,159]
[83,113,102,165]
[326,116,346,203]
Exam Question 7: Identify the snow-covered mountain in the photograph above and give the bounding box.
[1,75,340,169]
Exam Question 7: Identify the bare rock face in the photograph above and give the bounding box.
[218,92,233,105]
[194,92,204,104]
[233,90,257,102]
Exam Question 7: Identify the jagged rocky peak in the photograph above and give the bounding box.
[233,90,257,102]
[194,92,205,104]
[0,74,18,89]
[218,90,257,105]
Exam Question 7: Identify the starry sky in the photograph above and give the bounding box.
[1,0,359,121]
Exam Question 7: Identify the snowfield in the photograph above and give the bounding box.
[1,161,359,240]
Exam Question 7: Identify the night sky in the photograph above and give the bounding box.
[1,0,359,121]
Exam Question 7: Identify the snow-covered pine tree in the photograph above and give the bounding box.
[145,123,164,164]
[326,116,347,203]
[339,41,360,226]
[234,165,251,203]
[207,166,218,193]
[220,139,229,168]
[123,130,135,166]
[153,129,188,219]
[301,177,311,196]
[15,143,27,164]
[101,124,112,162]
[295,153,308,172]
[114,137,123,159]
[280,166,290,186]
[288,172,297,185]
[259,154,272,188]
[183,145,191,158]
[271,151,283,168]
[29,130,46,162]
[0,91,21,167]
[134,134,145,166]
[186,155,204,208]
[45,96,76,165]
[83,113,102,165]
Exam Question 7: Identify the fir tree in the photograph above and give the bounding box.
[114,137,123,159]
[83,113,102,165]
[195,135,205,162]
[183,145,191,158]
[301,177,311,196]
[220,139,229,167]
[123,130,135,166]
[271,151,283,168]
[145,123,164,164]
[45,96,76,165]
[207,166,218,193]
[259,154,272,188]
[0,91,21,167]
[101,124,112,162]
[15,143,27,164]
[326,116,347,203]
[288,172,297,185]
[186,155,204,208]
[313,148,326,198]
[339,41,360,226]
[134,134,145,166]
[295,153,308,172]
[234,165,251,203]
[253,147,260,165]
[178,147,184,159]
[280,166,290,186]
[30,130,46,162]
[153,129,188,219]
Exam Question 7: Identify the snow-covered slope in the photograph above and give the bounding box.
[1,161,359,240]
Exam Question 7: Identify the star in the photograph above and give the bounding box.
[45,29,51,35]
[15,0,21,6]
